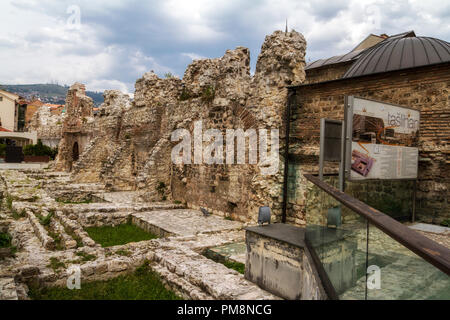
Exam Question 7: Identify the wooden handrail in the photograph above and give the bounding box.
[304,174,450,275]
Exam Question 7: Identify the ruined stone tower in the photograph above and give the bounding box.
[54,83,94,172]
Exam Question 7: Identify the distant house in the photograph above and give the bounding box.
[43,103,65,116]
[25,99,44,128]
[0,89,37,146]
[0,89,20,132]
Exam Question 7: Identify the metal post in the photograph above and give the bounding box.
[319,118,325,181]
[344,96,354,185]
[282,89,294,224]
[412,180,417,223]
[339,120,345,192]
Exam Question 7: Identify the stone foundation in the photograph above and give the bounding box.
[245,224,326,300]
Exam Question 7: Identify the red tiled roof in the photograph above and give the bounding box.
[0,127,12,132]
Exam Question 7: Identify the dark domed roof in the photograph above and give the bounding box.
[343,37,450,78]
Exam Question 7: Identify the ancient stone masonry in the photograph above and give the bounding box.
[56,31,307,224]
[55,83,95,172]
[0,169,278,300]
[28,105,65,148]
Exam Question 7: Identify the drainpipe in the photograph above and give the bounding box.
[282,88,295,223]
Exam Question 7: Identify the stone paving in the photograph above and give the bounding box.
[132,209,244,237]
[407,223,450,249]
[93,191,150,204]
[409,223,450,234]
[204,242,247,264]
[0,169,277,300]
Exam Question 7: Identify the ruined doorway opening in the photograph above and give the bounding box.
[72,142,79,162]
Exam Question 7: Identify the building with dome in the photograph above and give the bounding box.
[286,31,450,223]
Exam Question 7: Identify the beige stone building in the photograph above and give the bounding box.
[0,89,19,132]
[0,89,38,146]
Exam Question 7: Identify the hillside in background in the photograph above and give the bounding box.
[0,84,104,106]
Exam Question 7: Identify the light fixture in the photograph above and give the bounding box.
[258,206,271,226]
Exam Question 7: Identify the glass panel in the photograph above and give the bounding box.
[305,182,368,300]
[345,180,414,221]
[367,223,450,300]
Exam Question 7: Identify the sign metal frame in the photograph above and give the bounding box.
[344,96,420,182]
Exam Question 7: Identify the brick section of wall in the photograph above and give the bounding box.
[304,61,353,85]
[289,63,450,223]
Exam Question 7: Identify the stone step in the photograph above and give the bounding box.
[60,202,185,216]
[132,209,243,238]
[54,210,96,247]
[25,208,55,250]
[0,278,19,300]
[148,245,279,300]
[203,242,247,265]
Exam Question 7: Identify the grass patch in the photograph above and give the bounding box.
[203,250,246,275]
[37,211,54,227]
[201,85,215,103]
[35,211,64,250]
[11,209,26,220]
[115,249,132,257]
[0,233,12,248]
[179,88,192,101]
[47,257,66,272]
[441,219,450,227]
[64,226,84,248]
[29,263,181,300]
[6,195,13,210]
[0,233,17,256]
[85,222,157,247]
[75,251,97,262]
[223,260,245,274]
[48,231,64,250]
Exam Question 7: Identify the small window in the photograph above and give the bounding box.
[0,96,3,101]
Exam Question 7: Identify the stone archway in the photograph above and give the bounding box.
[72,142,79,162]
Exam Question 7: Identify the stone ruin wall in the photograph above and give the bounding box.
[28,104,65,148]
[54,83,95,172]
[54,31,307,224]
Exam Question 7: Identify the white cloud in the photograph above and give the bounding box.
[161,0,230,42]
[181,52,207,60]
[0,0,449,93]
[0,1,175,93]
[86,79,130,94]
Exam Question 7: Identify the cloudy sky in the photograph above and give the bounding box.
[1,0,449,94]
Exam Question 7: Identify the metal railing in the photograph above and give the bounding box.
[304,174,450,300]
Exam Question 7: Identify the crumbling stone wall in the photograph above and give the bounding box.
[56,30,307,223]
[289,63,450,224]
[72,90,132,185]
[55,83,94,172]
[28,105,65,148]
